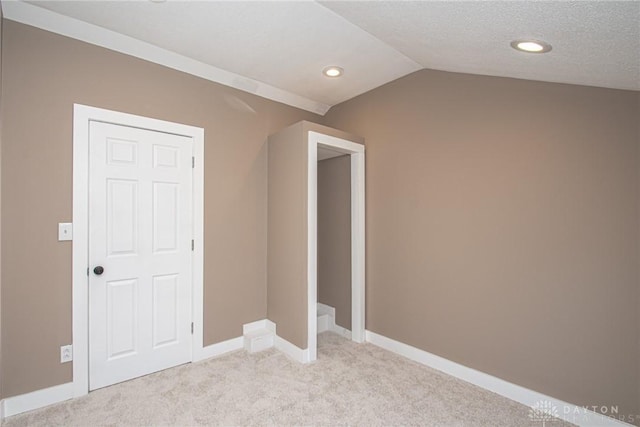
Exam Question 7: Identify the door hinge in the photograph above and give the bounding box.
[192,156,195,168]
[191,240,194,251]
[191,322,194,334]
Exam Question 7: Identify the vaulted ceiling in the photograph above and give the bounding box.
[3,1,639,115]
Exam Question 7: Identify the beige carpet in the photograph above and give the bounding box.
[4,332,570,426]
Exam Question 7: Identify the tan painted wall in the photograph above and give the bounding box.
[318,155,351,330]
[267,122,309,348]
[324,69,640,420]
[0,21,320,398]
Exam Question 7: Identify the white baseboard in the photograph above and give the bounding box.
[365,331,631,427]
[197,319,279,361]
[1,382,74,418]
[330,323,352,339]
[247,318,309,363]
[194,336,244,362]
[274,335,311,363]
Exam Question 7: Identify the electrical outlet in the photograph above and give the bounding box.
[60,345,73,363]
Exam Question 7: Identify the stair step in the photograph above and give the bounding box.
[243,328,274,353]
[317,313,330,333]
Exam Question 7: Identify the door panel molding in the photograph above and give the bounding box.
[88,121,193,390]
[73,104,204,397]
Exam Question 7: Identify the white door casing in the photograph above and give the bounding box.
[307,131,365,362]
[88,122,192,390]
[73,105,205,397]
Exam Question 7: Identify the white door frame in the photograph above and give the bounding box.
[307,131,365,362]
[72,104,205,397]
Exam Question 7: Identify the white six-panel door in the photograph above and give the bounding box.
[88,121,193,390]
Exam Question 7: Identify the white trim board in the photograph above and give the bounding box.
[1,1,330,116]
[327,322,352,340]
[307,138,319,362]
[244,318,310,363]
[194,336,244,362]
[244,319,307,361]
[365,331,631,427]
[72,104,205,397]
[274,335,311,364]
[1,382,74,418]
[241,319,309,362]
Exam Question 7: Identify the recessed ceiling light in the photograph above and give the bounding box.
[323,66,344,78]
[510,39,552,54]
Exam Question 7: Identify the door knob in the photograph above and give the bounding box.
[93,266,104,275]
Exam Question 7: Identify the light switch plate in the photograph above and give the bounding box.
[58,223,73,241]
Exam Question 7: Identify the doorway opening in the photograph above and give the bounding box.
[317,152,352,341]
[307,131,365,362]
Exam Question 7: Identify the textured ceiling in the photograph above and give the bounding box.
[322,1,640,92]
[5,0,640,114]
